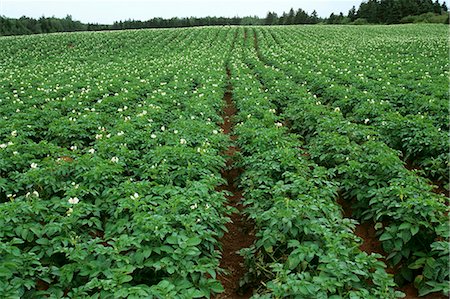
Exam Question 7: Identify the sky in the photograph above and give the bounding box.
[0,0,365,24]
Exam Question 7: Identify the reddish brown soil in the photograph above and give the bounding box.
[338,198,447,299]
[338,198,386,258]
[215,68,256,298]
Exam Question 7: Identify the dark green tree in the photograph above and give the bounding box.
[348,6,357,21]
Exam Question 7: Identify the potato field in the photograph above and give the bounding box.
[0,24,448,298]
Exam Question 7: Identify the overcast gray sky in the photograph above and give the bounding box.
[1,0,366,24]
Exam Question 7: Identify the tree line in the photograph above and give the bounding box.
[344,0,448,24]
[0,0,448,36]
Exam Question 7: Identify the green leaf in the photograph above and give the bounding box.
[186,237,201,247]
[166,235,178,245]
[379,232,392,241]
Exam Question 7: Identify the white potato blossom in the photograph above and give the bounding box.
[30,163,38,169]
[68,197,80,204]
[117,131,125,136]
[0,144,7,149]
[88,148,95,154]
[11,130,17,137]
[190,203,198,210]
[364,119,370,124]
[275,122,283,128]
[151,134,157,139]
[334,107,341,112]
[130,193,139,200]
[212,130,218,135]
[111,156,119,163]
[180,138,187,145]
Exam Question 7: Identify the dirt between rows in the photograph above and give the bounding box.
[338,198,447,299]
[215,69,256,298]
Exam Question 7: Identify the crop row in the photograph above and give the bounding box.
[244,27,449,297]
[229,28,401,299]
[0,27,234,298]
[256,26,449,184]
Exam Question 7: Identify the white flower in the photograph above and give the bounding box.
[67,207,73,216]
[130,192,139,200]
[180,138,187,145]
[269,109,276,113]
[205,203,210,209]
[95,134,103,139]
[11,130,17,137]
[117,131,124,136]
[111,156,119,163]
[334,107,341,112]
[33,191,39,197]
[275,122,283,128]
[88,148,95,154]
[160,126,165,131]
[190,203,198,210]
[30,163,38,169]
[0,144,7,149]
[70,145,77,151]
[173,130,178,134]
[212,130,218,135]
[68,197,79,204]
[13,151,18,155]
[151,133,157,139]
[364,119,370,124]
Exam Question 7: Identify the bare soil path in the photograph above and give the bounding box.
[215,68,255,299]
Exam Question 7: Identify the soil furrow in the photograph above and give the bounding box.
[215,67,255,299]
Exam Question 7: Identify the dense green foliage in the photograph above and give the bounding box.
[354,0,448,24]
[0,27,233,298]
[0,24,448,298]
[248,25,449,296]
